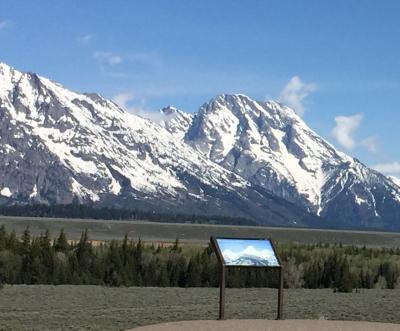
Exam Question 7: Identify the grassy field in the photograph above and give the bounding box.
[1,215,400,247]
[0,285,399,330]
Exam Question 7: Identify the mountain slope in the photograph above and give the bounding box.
[159,106,193,139]
[0,63,321,226]
[390,176,400,189]
[180,94,400,229]
[1,63,399,229]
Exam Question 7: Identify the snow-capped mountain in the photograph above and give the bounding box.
[179,94,400,229]
[0,63,320,226]
[0,63,399,229]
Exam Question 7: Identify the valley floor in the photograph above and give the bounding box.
[2,216,400,247]
[0,286,399,330]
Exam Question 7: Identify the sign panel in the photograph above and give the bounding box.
[211,236,284,320]
[215,238,280,267]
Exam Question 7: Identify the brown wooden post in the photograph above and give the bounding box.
[277,267,284,320]
[219,265,226,320]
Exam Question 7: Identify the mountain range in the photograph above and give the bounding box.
[1,62,400,230]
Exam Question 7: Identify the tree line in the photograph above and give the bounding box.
[1,226,400,292]
[0,203,257,226]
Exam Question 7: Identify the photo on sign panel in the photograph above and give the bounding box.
[216,238,280,267]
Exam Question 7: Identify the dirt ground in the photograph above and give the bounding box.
[128,319,400,331]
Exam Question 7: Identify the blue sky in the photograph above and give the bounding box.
[1,1,399,176]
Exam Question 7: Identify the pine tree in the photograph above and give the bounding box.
[0,225,6,251]
[20,227,31,255]
[186,254,201,287]
[337,259,354,293]
[6,230,17,251]
[55,229,69,253]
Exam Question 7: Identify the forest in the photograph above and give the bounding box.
[0,226,400,292]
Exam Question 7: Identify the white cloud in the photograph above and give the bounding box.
[127,52,162,66]
[112,92,167,123]
[331,114,363,150]
[0,20,12,30]
[331,114,379,152]
[93,51,122,65]
[93,51,161,68]
[112,92,135,110]
[278,76,317,116]
[372,162,400,176]
[360,135,378,153]
[78,34,93,45]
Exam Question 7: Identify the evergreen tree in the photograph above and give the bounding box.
[0,225,6,251]
[55,229,69,253]
[336,259,354,293]
[186,254,202,287]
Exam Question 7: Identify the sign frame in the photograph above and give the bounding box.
[210,236,284,320]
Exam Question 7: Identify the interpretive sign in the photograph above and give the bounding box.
[210,237,283,320]
[215,238,280,267]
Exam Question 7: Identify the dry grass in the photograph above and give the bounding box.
[0,286,400,330]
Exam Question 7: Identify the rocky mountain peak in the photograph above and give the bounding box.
[161,105,179,115]
[0,62,13,74]
[1,63,400,229]
[159,106,193,139]
[182,94,400,226]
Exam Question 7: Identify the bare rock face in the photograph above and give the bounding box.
[0,63,399,229]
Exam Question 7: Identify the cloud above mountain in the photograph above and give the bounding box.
[279,76,317,116]
[360,135,378,153]
[373,162,400,176]
[332,114,363,150]
[332,114,378,152]
[93,51,122,65]
[112,92,167,123]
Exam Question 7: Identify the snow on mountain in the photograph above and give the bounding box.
[0,63,230,201]
[1,62,400,229]
[0,62,319,225]
[182,94,400,229]
[185,94,341,211]
[159,106,193,139]
[0,187,12,197]
[389,176,400,189]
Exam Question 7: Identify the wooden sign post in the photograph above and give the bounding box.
[210,236,284,320]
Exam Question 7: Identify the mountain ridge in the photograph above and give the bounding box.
[0,62,322,227]
[1,62,400,229]
[165,95,400,229]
